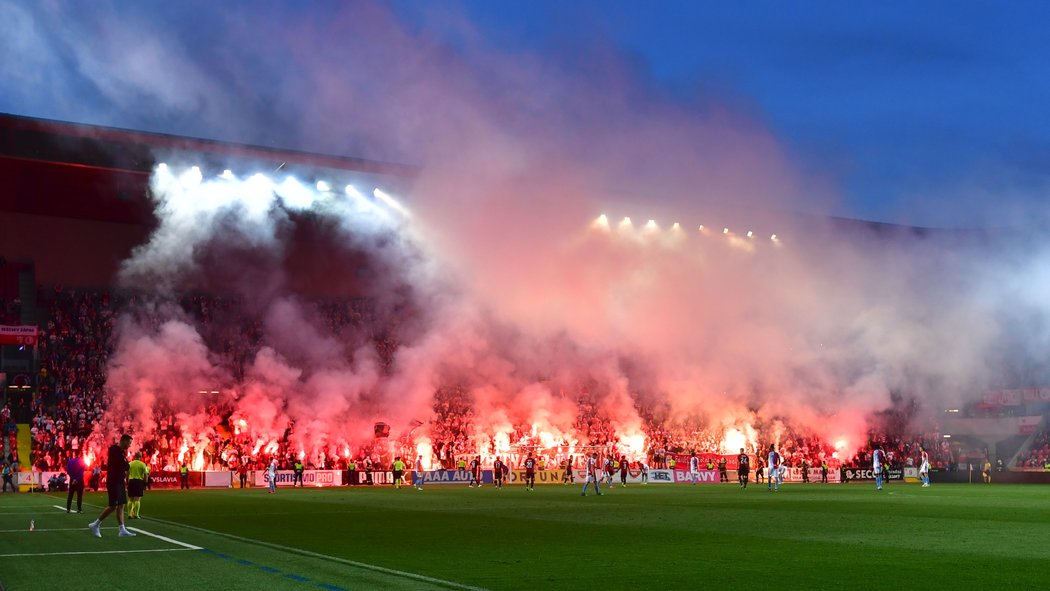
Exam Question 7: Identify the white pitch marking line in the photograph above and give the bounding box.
[45,498,486,590]
[49,504,201,550]
[0,548,196,558]
[144,514,489,591]
[126,527,202,550]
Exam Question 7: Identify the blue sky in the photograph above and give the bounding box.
[2,1,1048,228]
[388,1,1050,227]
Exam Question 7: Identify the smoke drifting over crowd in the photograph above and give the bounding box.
[5,1,1049,465]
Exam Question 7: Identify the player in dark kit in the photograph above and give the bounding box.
[562,455,575,484]
[493,457,505,489]
[619,456,629,487]
[87,434,136,538]
[523,453,537,491]
[737,448,750,489]
[469,456,482,487]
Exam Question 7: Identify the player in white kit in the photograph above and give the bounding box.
[767,444,781,492]
[267,459,278,494]
[873,444,885,491]
[919,446,930,488]
[581,453,603,496]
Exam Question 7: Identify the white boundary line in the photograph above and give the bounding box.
[143,514,490,591]
[126,526,202,550]
[38,498,487,590]
[46,504,201,550]
[0,548,196,558]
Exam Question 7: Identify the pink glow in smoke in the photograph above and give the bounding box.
[78,2,1010,469]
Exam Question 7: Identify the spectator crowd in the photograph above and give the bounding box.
[2,285,1038,478]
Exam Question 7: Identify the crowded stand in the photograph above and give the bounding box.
[7,285,986,485]
[0,279,1041,493]
[16,288,394,473]
[1016,429,1050,469]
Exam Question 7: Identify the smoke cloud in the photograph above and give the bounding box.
[5,1,1049,461]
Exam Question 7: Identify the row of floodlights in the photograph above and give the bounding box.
[156,163,409,216]
[594,214,778,241]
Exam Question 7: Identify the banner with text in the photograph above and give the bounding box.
[146,471,186,489]
[255,469,342,487]
[506,469,566,485]
[647,469,675,483]
[841,467,903,482]
[613,468,718,484]
[570,468,652,484]
[346,470,406,485]
[0,325,37,346]
[412,470,495,485]
[673,469,721,484]
[667,454,742,470]
[763,467,841,483]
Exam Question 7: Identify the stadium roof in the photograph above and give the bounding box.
[0,112,416,226]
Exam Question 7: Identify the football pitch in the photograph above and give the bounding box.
[0,482,1047,590]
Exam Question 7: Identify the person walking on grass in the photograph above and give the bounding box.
[414,455,426,490]
[581,452,602,496]
[562,455,575,485]
[767,444,781,492]
[523,452,537,491]
[87,434,136,538]
[493,457,505,489]
[737,448,750,489]
[919,446,931,488]
[468,455,482,488]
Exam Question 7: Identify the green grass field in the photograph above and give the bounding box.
[1,482,1047,590]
